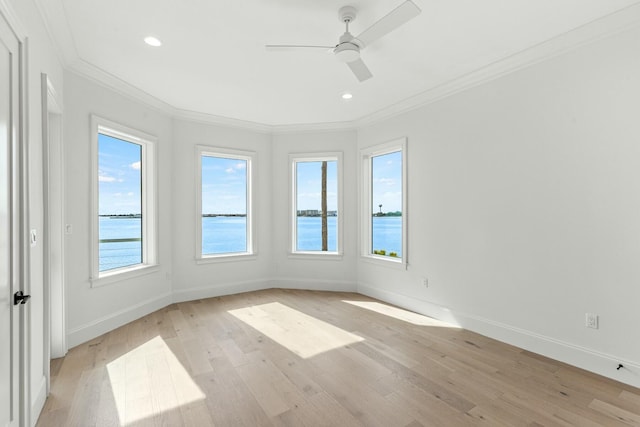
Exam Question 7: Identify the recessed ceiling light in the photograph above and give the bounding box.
[144,36,162,47]
[341,92,353,100]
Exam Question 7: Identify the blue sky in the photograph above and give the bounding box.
[99,140,402,215]
[98,134,142,215]
[372,151,402,213]
[202,156,247,214]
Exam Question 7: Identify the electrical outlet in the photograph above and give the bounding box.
[422,277,428,288]
[585,313,599,329]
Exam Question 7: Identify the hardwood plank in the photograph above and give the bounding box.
[620,390,640,407]
[36,289,640,427]
[588,399,640,425]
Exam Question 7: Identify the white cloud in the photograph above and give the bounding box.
[99,175,116,182]
[127,192,134,196]
[235,162,246,170]
[130,161,141,170]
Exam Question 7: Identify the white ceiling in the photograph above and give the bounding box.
[40,0,640,127]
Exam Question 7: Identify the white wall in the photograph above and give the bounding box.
[357,25,640,387]
[12,5,640,420]
[6,0,65,422]
[271,131,358,291]
[171,119,273,301]
[63,71,174,346]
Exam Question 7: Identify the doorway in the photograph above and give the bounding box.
[41,74,66,398]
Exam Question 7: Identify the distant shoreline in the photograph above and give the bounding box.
[101,213,401,218]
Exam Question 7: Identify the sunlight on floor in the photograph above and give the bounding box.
[342,300,459,328]
[228,302,364,358]
[106,336,205,426]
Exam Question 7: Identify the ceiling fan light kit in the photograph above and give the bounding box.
[266,0,421,82]
[334,42,360,63]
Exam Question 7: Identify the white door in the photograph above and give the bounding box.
[1,9,22,427]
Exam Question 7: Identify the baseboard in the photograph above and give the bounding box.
[172,278,357,303]
[31,375,47,426]
[357,284,462,326]
[357,283,640,389]
[172,279,270,303]
[64,278,355,347]
[269,277,357,293]
[66,292,173,348]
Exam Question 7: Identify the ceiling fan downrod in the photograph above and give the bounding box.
[335,6,360,63]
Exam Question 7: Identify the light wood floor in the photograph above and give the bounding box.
[37,289,640,426]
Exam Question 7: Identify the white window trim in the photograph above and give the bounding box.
[360,138,408,268]
[289,152,344,257]
[195,145,257,262]
[90,115,158,287]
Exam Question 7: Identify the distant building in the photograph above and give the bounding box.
[297,210,338,217]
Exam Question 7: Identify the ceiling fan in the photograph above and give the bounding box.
[266,1,421,82]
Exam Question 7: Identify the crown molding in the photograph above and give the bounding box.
[354,2,640,128]
[175,111,357,135]
[173,108,273,134]
[270,120,356,135]
[69,58,357,134]
[69,58,176,116]
[40,1,640,134]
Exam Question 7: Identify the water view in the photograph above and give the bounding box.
[371,216,402,257]
[202,216,247,254]
[99,216,402,270]
[99,216,142,271]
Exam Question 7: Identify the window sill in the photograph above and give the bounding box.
[196,253,257,264]
[360,255,408,270]
[288,252,343,261]
[91,264,160,288]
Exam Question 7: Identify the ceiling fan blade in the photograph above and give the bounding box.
[354,0,421,48]
[347,58,373,82]
[265,45,334,52]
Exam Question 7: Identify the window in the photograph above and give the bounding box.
[197,146,255,260]
[91,116,157,284]
[362,138,407,264]
[290,153,342,255]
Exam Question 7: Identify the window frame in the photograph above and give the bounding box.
[289,152,343,258]
[196,145,257,263]
[360,138,408,268]
[90,115,158,287]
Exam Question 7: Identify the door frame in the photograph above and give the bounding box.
[41,74,66,396]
